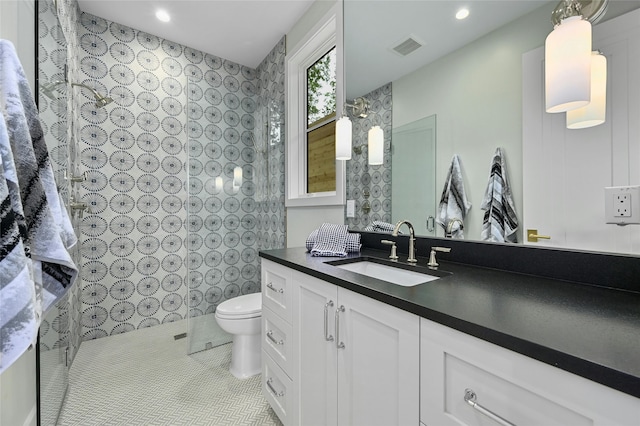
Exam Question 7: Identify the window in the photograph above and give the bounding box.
[306,47,336,193]
[286,6,345,207]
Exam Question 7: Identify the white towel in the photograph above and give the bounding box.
[481,147,518,243]
[1,39,78,373]
[436,155,471,238]
[310,223,349,257]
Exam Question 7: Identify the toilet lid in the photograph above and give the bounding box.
[216,292,261,317]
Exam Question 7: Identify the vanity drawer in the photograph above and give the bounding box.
[262,305,293,375]
[261,259,292,323]
[421,318,640,426]
[262,350,293,426]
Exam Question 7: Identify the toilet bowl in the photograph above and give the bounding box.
[214,292,262,379]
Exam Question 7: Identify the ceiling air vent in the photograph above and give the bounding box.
[392,36,423,56]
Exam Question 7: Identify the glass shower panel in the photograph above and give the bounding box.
[186,77,231,354]
[391,115,437,236]
[37,0,70,423]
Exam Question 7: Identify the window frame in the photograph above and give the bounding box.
[286,5,345,207]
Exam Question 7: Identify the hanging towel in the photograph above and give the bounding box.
[310,223,349,257]
[436,155,471,238]
[480,147,519,243]
[306,228,361,253]
[1,39,78,373]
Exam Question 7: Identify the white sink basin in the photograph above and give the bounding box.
[333,261,440,286]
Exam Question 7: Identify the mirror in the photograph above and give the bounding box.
[344,0,640,254]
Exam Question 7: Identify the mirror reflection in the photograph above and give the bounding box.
[344,0,640,255]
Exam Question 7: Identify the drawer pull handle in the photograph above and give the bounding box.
[266,282,284,293]
[266,330,284,345]
[335,305,345,349]
[266,378,285,397]
[464,389,516,426]
[324,301,334,342]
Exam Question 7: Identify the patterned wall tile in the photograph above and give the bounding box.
[74,13,286,339]
[345,83,393,229]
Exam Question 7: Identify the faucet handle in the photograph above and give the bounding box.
[381,240,398,260]
[427,246,451,267]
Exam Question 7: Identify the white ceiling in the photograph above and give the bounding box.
[77,0,315,69]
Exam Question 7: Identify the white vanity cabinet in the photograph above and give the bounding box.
[294,271,420,426]
[420,318,640,426]
[261,259,420,426]
[261,260,295,424]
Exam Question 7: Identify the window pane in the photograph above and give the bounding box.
[307,121,336,193]
[307,47,336,126]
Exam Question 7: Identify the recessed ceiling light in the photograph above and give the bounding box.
[156,10,170,22]
[456,8,470,20]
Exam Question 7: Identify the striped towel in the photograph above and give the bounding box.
[310,223,349,257]
[1,39,78,373]
[436,154,471,238]
[306,229,361,253]
[480,148,518,243]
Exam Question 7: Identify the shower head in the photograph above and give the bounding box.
[40,80,113,108]
[70,82,113,109]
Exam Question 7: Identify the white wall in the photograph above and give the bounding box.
[285,0,344,247]
[0,2,38,425]
[392,3,554,242]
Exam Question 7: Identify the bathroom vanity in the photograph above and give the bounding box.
[259,247,640,426]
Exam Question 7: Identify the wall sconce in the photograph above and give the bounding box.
[336,97,370,161]
[368,126,384,165]
[233,166,242,193]
[566,51,607,129]
[214,176,223,193]
[352,126,384,166]
[545,0,609,114]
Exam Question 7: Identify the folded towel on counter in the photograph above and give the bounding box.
[481,147,518,243]
[310,223,349,257]
[436,154,471,238]
[0,39,78,373]
[363,221,397,234]
[306,229,361,253]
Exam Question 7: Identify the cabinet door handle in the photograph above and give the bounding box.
[335,305,345,349]
[324,301,334,342]
[266,330,284,345]
[464,389,516,426]
[266,282,283,293]
[266,378,285,397]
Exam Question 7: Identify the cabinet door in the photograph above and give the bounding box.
[295,272,339,426]
[337,288,420,426]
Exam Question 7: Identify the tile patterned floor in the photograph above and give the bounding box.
[57,320,281,426]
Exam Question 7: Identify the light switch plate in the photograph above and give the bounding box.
[346,199,355,218]
[605,186,640,225]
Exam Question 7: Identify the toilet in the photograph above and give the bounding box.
[214,292,262,379]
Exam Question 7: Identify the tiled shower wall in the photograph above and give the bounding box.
[345,83,392,229]
[74,12,285,339]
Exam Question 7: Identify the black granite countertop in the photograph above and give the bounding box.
[259,247,640,399]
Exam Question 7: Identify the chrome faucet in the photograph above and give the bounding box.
[392,220,417,263]
[445,218,464,238]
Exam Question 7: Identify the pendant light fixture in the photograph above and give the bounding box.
[544,0,609,114]
[566,51,607,129]
[335,97,369,161]
[368,126,384,165]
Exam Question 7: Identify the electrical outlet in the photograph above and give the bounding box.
[614,194,631,217]
[605,186,640,225]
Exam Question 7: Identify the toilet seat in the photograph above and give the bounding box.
[215,292,261,320]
